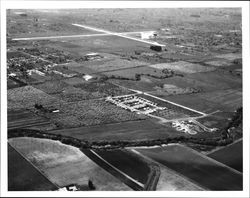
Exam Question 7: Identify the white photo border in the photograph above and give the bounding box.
[1,1,249,197]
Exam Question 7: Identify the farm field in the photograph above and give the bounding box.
[215,53,242,61]
[159,88,242,114]
[155,164,203,191]
[208,140,243,172]
[34,80,132,102]
[197,89,242,111]
[156,93,238,114]
[8,10,98,38]
[138,94,202,117]
[8,109,54,130]
[84,58,149,73]
[196,113,233,129]
[46,99,146,128]
[7,85,61,110]
[156,70,241,92]
[130,149,204,191]
[184,71,242,91]
[82,149,153,190]
[205,59,232,67]
[48,119,185,142]
[7,78,26,89]
[148,61,215,74]
[147,84,200,97]
[109,78,160,92]
[136,144,243,190]
[102,65,167,79]
[8,143,57,191]
[9,137,131,191]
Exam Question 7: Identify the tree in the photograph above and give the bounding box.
[34,103,43,109]
[88,179,96,190]
[135,74,141,81]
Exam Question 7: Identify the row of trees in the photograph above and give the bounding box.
[8,108,242,151]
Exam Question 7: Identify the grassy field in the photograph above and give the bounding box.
[48,119,185,142]
[149,61,215,74]
[8,143,57,191]
[160,87,242,114]
[196,113,233,129]
[84,58,149,73]
[109,79,160,92]
[197,89,242,111]
[157,92,239,114]
[9,137,131,191]
[103,66,168,79]
[208,140,242,172]
[136,144,243,190]
[157,70,241,92]
[68,35,151,55]
[138,94,201,117]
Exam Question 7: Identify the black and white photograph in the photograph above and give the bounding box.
[1,1,249,197]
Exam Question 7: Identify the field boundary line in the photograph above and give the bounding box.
[89,150,144,188]
[8,143,60,189]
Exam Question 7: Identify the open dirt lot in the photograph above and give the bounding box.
[9,137,131,190]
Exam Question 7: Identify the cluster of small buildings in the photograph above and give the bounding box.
[56,184,79,191]
[106,95,166,115]
[172,120,218,135]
